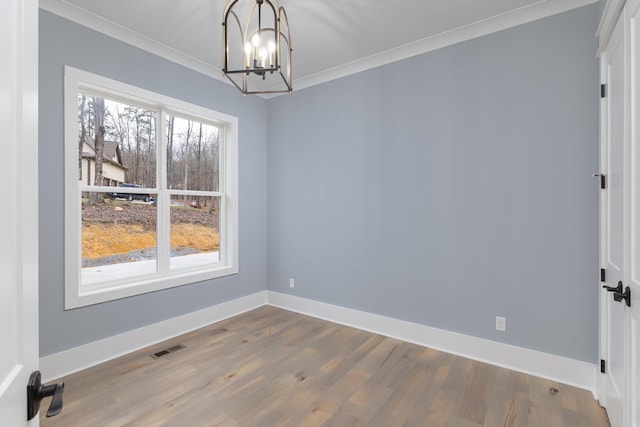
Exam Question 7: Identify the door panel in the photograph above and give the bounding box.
[0,0,40,424]
[602,12,625,427]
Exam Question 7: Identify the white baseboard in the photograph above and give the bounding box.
[40,289,598,397]
[266,291,598,395]
[40,291,267,382]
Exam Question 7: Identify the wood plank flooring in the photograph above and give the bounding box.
[40,306,610,426]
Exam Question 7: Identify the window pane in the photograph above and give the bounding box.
[78,93,157,189]
[166,116,220,191]
[82,193,158,285]
[170,195,220,270]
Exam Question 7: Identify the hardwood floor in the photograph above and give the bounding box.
[41,306,609,426]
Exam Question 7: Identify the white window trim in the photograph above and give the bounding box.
[64,66,238,309]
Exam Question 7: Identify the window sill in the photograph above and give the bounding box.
[66,252,237,310]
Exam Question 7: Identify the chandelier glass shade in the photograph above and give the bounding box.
[222,0,292,95]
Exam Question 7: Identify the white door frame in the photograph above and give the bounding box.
[0,0,40,424]
[624,1,640,425]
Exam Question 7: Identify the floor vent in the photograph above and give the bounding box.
[151,344,186,359]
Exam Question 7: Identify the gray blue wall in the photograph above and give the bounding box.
[39,10,267,356]
[40,5,601,364]
[267,5,600,362]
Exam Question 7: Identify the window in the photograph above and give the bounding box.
[64,67,238,309]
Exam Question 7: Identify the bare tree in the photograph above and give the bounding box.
[182,121,193,202]
[89,97,106,205]
[211,132,220,217]
[106,103,133,186]
[78,94,88,182]
[195,122,203,206]
[167,115,175,188]
[145,112,155,187]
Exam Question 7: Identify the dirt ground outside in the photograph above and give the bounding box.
[82,199,219,266]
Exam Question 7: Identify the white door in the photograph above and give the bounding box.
[0,0,40,425]
[627,1,640,425]
[601,10,626,427]
[601,1,640,425]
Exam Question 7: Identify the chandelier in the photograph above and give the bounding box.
[222,0,292,95]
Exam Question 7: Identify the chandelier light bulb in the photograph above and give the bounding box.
[268,41,275,67]
[251,33,260,61]
[252,33,261,47]
[244,42,251,67]
[260,48,267,68]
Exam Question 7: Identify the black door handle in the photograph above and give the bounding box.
[613,286,631,307]
[603,281,623,293]
[27,371,64,420]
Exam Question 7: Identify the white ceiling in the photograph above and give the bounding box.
[41,0,595,93]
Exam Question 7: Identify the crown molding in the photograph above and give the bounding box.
[39,0,231,85]
[40,0,596,96]
[295,0,597,91]
[596,0,625,54]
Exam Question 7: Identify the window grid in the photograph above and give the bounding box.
[64,66,238,309]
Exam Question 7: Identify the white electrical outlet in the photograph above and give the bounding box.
[496,316,506,332]
[289,278,295,288]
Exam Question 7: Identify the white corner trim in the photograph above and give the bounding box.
[294,0,597,92]
[38,0,228,85]
[266,291,598,395]
[40,291,267,382]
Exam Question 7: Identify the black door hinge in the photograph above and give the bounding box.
[601,359,606,373]
[600,174,606,189]
[601,84,606,98]
[600,268,606,282]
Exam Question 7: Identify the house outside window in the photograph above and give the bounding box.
[80,136,127,187]
[64,67,238,309]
